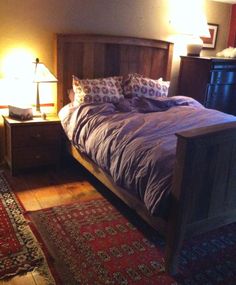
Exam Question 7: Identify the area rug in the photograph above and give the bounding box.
[29,197,236,285]
[0,173,55,283]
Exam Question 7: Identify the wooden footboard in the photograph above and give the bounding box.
[166,121,236,274]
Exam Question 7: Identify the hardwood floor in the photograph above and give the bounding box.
[1,161,102,285]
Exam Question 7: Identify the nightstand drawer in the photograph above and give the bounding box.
[12,124,61,147]
[3,115,62,175]
[13,146,60,168]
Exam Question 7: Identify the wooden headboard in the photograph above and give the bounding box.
[57,34,173,111]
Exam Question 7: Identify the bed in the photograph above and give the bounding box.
[56,34,236,274]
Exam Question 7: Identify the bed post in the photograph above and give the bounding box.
[164,135,195,274]
[165,121,236,274]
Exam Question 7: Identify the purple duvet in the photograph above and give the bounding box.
[59,96,236,216]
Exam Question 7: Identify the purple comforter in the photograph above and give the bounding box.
[59,96,236,216]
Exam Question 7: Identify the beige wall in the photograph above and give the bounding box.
[204,0,232,56]
[0,0,232,160]
[0,0,171,80]
[0,0,232,98]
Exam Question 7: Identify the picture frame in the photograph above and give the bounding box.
[201,23,219,49]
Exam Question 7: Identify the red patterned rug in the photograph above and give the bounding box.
[0,173,55,283]
[28,196,236,285]
[29,198,175,285]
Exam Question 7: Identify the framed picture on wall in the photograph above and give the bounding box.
[201,23,219,49]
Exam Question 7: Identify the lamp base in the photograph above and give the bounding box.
[187,44,202,57]
[33,110,47,119]
[33,110,42,118]
[187,36,203,57]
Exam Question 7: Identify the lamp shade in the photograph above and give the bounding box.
[196,17,210,38]
[33,58,57,83]
[170,0,210,37]
[174,14,210,38]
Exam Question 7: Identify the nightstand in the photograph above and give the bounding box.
[3,115,62,175]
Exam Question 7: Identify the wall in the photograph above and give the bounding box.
[0,0,232,161]
[204,1,232,56]
[228,4,236,46]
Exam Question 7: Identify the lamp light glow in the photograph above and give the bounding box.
[169,0,210,56]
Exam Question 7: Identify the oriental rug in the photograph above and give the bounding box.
[29,196,236,285]
[0,173,55,284]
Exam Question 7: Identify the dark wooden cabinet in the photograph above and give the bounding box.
[178,56,236,115]
[3,115,62,175]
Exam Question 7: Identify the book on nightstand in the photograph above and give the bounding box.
[8,105,33,121]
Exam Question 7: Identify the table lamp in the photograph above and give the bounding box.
[33,58,57,116]
[186,19,210,56]
[170,0,210,57]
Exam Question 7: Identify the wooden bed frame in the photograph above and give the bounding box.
[57,34,236,274]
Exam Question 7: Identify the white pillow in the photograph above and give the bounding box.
[123,74,170,98]
[72,75,124,104]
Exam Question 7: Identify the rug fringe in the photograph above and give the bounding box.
[21,221,56,284]
[0,264,56,285]
[32,264,56,285]
[0,173,56,284]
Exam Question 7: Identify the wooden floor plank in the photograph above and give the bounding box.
[16,189,42,211]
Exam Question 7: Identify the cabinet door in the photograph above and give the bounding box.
[205,84,236,115]
[210,70,236,85]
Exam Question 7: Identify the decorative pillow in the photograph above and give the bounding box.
[123,73,170,98]
[72,75,123,104]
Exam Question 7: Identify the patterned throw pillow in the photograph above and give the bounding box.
[67,89,75,102]
[123,74,170,98]
[72,75,124,104]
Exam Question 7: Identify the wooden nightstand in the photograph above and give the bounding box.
[3,115,62,175]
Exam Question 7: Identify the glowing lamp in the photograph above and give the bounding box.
[170,0,210,57]
[33,58,57,116]
[186,19,210,56]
